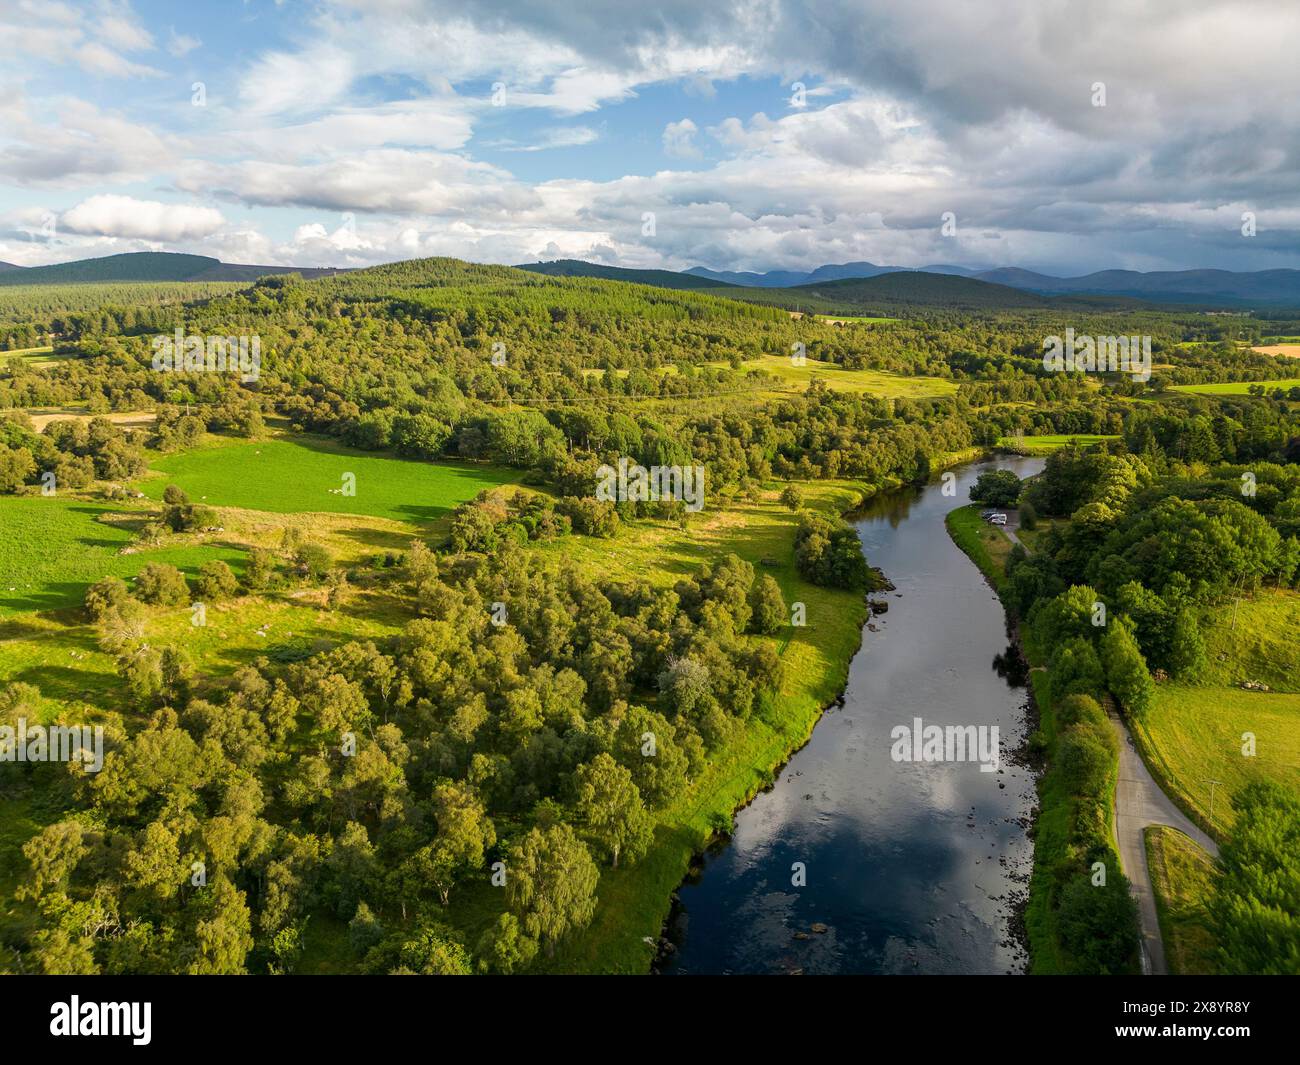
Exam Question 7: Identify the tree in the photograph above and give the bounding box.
[296,542,332,580]
[396,925,472,974]
[574,753,652,868]
[1210,782,1300,975]
[185,876,255,975]
[1057,872,1140,974]
[426,782,496,905]
[133,563,189,606]
[970,469,1021,508]
[84,575,130,622]
[1167,607,1207,681]
[747,574,787,635]
[779,485,804,510]
[475,913,538,974]
[506,824,599,955]
[243,547,275,590]
[1100,616,1154,719]
[194,560,238,601]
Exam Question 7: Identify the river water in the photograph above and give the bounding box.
[662,455,1046,975]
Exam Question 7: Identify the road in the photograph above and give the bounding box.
[1109,712,1220,975]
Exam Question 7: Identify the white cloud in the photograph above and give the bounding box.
[73,41,163,78]
[662,118,701,159]
[167,27,201,58]
[60,195,226,241]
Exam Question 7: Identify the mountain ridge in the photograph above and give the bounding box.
[0,251,344,287]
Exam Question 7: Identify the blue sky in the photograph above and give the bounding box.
[2,0,1299,275]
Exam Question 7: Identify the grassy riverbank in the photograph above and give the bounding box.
[945,502,1130,975]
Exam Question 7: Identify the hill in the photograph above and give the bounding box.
[686,261,978,287]
[515,259,737,289]
[0,252,343,287]
[0,262,22,273]
[975,267,1300,306]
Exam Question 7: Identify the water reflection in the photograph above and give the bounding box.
[661,456,1045,975]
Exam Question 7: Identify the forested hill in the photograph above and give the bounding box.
[0,252,343,287]
[515,259,739,290]
[717,270,1153,315]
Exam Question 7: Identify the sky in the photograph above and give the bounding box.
[1,0,1299,276]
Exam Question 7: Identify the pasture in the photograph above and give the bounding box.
[997,433,1119,453]
[0,495,240,616]
[729,354,958,398]
[1133,594,1300,833]
[1170,378,1300,396]
[138,435,520,524]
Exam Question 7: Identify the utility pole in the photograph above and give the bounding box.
[1205,778,1225,829]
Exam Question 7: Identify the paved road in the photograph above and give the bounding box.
[1109,712,1220,975]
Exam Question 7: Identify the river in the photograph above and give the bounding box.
[661,455,1047,975]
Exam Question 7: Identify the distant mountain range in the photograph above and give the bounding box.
[683,261,978,286]
[685,261,1300,306]
[0,252,343,287]
[6,251,1300,310]
[516,258,737,290]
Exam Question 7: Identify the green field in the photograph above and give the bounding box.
[0,495,241,616]
[730,354,958,398]
[997,433,1119,453]
[138,435,520,523]
[1145,825,1218,975]
[1170,378,1300,396]
[1133,595,1300,834]
[1,345,67,366]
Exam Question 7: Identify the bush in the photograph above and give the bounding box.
[1057,723,1115,797]
[297,543,333,581]
[85,575,130,621]
[779,485,804,510]
[194,560,239,601]
[133,563,189,606]
[1057,872,1139,974]
[244,548,275,590]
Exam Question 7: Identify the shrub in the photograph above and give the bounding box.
[133,563,189,606]
[194,560,239,601]
[1057,872,1139,975]
[85,575,130,621]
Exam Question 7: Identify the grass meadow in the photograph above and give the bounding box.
[1133,593,1300,834]
[137,435,521,523]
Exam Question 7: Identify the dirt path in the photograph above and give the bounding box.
[1109,711,1219,975]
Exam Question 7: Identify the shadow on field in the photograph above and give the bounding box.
[0,582,88,614]
[10,665,123,708]
[339,525,414,550]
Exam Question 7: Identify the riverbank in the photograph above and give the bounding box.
[657,456,1041,974]
[944,502,1131,975]
[541,480,875,973]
